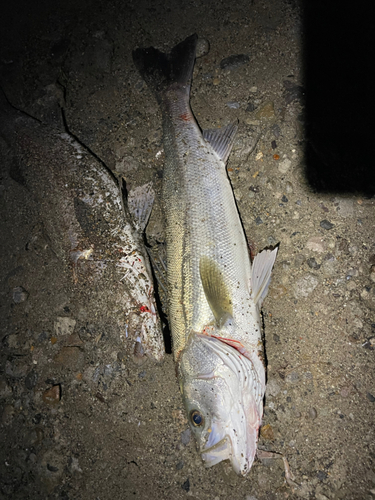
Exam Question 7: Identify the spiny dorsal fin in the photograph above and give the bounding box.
[251,247,278,307]
[199,256,233,327]
[202,122,238,163]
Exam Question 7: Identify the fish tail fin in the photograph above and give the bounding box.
[132,34,198,101]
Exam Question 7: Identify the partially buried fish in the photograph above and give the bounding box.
[133,34,278,476]
[0,88,164,362]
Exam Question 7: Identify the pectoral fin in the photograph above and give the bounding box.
[251,247,278,307]
[199,256,233,327]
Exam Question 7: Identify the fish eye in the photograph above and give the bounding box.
[190,410,204,427]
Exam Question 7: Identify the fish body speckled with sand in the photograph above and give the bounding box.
[133,34,277,475]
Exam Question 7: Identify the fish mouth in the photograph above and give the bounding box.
[201,435,232,468]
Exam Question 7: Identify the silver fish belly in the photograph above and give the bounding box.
[133,34,277,475]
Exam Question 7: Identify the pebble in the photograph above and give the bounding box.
[255,216,263,225]
[42,385,61,405]
[220,54,250,70]
[12,286,29,303]
[293,274,319,298]
[307,257,320,269]
[308,407,318,419]
[266,379,281,397]
[25,370,38,390]
[260,424,274,440]
[226,101,240,109]
[334,197,354,217]
[181,478,190,492]
[320,219,334,230]
[255,102,275,119]
[285,371,299,384]
[196,37,210,58]
[54,317,76,336]
[278,158,291,174]
[271,123,281,137]
[366,392,375,403]
[306,236,325,253]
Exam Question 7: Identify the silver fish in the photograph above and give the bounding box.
[0,89,164,362]
[133,34,278,476]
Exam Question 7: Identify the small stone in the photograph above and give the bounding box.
[278,158,291,174]
[285,371,299,384]
[320,219,334,230]
[212,77,220,86]
[181,428,191,445]
[308,407,318,419]
[266,379,281,397]
[181,478,190,492]
[25,370,38,390]
[249,86,258,93]
[43,385,61,405]
[366,392,375,403]
[226,101,240,109]
[281,195,288,203]
[176,461,184,470]
[306,236,325,253]
[256,102,275,119]
[334,197,354,217]
[196,38,210,58]
[260,424,274,440]
[220,54,249,70]
[54,317,76,336]
[246,102,256,112]
[255,216,263,225]
[12,286,29,303]
[307,257,320,270]
[293,274,319,298]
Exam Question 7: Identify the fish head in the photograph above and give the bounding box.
[178,333,264,476]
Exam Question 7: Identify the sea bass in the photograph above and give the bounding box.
[0,89,164,362]
[133,34,277,475]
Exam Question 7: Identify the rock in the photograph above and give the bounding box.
[12,286,29,303]
[320,219,334,230]
[260,424,274,440]
[278,158,291,174]
[306,236,325,253]
[181,478,190,492]
[307,257,320,269]
[25,370,38,390]
[285,371,299,384]
[293,274,319,298]
[54,317,76,336]
[220,54,249,70]
[196,38,210,58]
[308,407,318,419]
[366,392,375,403]
[226,101,240,109]
[266,379,281,397]
[334,197,354,217]
[256,102,275,119]
[42,385,61,405]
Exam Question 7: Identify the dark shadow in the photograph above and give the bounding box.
[302,1,375,195]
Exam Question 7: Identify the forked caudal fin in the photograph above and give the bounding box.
[132,34,198,102]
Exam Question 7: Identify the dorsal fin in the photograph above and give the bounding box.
[199,256,233,327]
[202,122,238,163]
[251,247,278,307]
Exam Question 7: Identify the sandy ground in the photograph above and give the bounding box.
[1,0,375,499]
